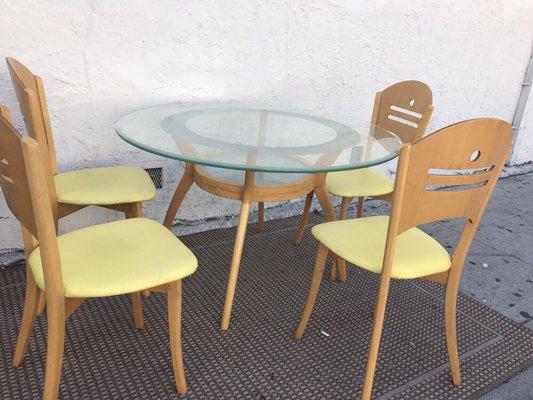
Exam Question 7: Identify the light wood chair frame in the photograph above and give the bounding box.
[294,81,434,281]
[294,118,513,399]
[0,111,189,399]
[6,57,149,325]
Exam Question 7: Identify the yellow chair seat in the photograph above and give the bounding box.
[29,218,197,298]
[312,216,451,279]
[54,166,156,205]
[326,168,394,197]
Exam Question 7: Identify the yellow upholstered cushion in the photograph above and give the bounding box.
[312,216,451,279]
[326,168,394,197]
[54,166,156,205]
[29,218,197,297]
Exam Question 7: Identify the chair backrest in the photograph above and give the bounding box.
[371,80,433,144]
[0,108,64,296]
[384,118,512,280]
[0,106,39,236]
[6,57,58,175]
[394,118,512,232]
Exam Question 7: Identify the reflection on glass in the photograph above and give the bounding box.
[116,104,402,173]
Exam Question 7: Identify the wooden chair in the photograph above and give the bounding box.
[294,81,433,248]
[0,108,197,399]
[6,57,157,324]
[294,118,513,399]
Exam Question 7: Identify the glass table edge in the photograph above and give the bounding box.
[116,126,401,174]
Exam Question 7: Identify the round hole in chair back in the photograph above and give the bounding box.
[470,150,481,162]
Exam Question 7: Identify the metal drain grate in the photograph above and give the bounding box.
[145,167,163,189]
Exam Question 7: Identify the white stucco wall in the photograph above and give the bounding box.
[511,88,533,164]
[0,0,532,250]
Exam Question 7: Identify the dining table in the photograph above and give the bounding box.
[115,103,402,330]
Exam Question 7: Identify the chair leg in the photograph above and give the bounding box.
[329,259,338,282]
[13,266,41,366]
[293,192,314,245]
[295,243,329,340]
[339,196,354,220]
[258,202,265,233]
[128,202,146,327]
[356,196,365,218]
[22,224,47,315]
[132,292,145,330]
[167,280,188,395]
[314,183,347,282]
[361,277,392,400]
[445,281,462,385]
[42,296,65,400]
[37,291,46,315]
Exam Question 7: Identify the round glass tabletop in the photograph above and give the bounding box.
[116,103,402,173]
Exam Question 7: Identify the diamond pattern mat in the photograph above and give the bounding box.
[0,214,531,399]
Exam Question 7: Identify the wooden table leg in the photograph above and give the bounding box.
[220,171,255,330]
[314,173,347,282]
[293,191,314,245]
[164,163,195,228]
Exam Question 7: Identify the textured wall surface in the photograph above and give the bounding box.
[0,0,532,249]
[513,88,533,164]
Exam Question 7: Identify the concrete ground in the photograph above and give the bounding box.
[0,172,531,398]
[253,172,533,399]
[460,173,532,399]
[174,171,532,399]
[330,172,533,399]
